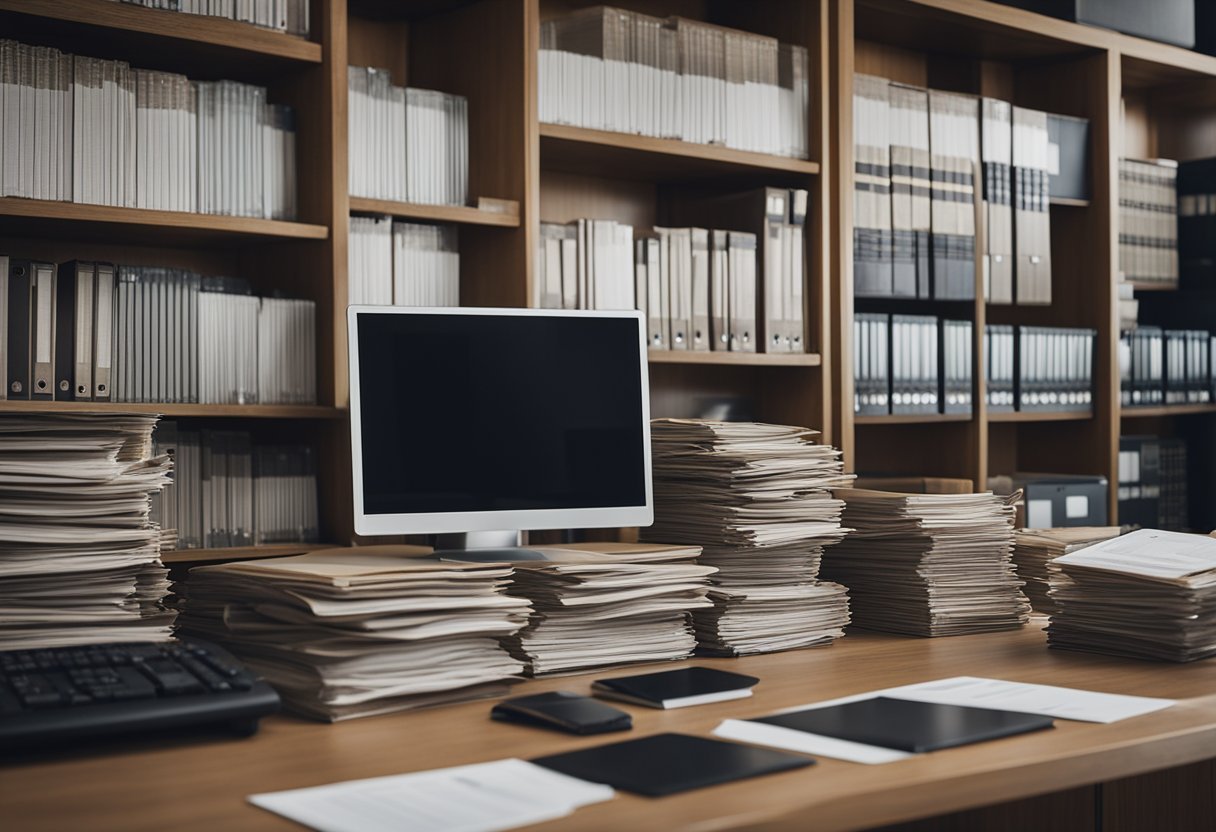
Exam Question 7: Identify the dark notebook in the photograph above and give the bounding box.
[491,691,632,735]
[754,697,1054,753]
[531,732,813,797]
[592,667,759,709]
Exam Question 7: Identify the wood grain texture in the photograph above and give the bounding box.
[4,627,1215,832]
[348,197,522,227]
[0,402,343,419]
[1103,758,1216,832]
[0,199,328,244]
[647,351,823,367]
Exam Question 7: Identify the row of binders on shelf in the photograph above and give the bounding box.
[0,257,316,405]
[853,313,972,416]
[536,187,808,354]
[853,74,1072,305]
[348,216,459,307]
[1118,435,1189,532]
[1119,158,1178,288]
[347,67,468,207]
[113,0,311,36]
[0,41,297,218]
[1120,327,1214,407]
[151,423,319,550]
[538,6,809,159]
[986,325,1095,413]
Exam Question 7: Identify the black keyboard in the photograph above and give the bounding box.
[0,639,280,751]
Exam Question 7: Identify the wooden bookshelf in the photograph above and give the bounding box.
[9,0,1216,548]
[855,413,973,425]
[348,197,521,227]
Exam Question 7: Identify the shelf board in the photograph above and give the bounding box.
[0,198,328,246]
[349,197,520,228]
[1129,281,1179,292]
[0,401,343,419]
[647,351,821,367]
[0,0,320,80]
[1049,196,1091,208]
[988,410,1093,423]
[854,412,973,425]
[1122,403,1216,418]
[539,123,819,182]
[162,543,335,565]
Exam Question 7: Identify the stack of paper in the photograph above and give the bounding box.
[821,489,1029,637]
[251,758,613,832]
[0,413,174,650]
[176,546,532,720]
[1012,526,1121,613]
[500,543,714,676]
[1048,528,1216,662]
[643,419,854,655]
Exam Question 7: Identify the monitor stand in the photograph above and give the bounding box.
[431,530,552,563]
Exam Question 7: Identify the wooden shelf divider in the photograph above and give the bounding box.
[539,123,820,180]
[987,410,1095,423]
[1121,403,1216,418]
[0,401,344,419]
[348,197,521,227]
[647,351,822,368]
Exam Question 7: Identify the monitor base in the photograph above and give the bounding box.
[432,547,553,563]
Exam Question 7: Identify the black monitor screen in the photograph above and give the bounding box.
[355,311,647,516]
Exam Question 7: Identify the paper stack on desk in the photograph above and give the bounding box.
[176,546,532,720]
[821,489,1029,637]
[0,413,175,650]
[1047,528,1216,662]
[1012,526,1121,614]
[643,419,854,655]
[500,543,714,675]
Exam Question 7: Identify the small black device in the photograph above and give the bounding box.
[532,732,814,797]
[491,691,632,735]
[754,697,1054,753]
[592,666,759,709]
[0,638,280,752]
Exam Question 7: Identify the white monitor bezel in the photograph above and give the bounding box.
[348,305,653,537]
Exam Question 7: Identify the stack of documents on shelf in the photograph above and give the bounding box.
[348,66,469,206]
[1048,528,1216,662]
[177,546,532,720]
[348,215,461,307]
[538,7,808,158]
[0,412,174,650]
[1119,158,1178,288]
[1012,526,1121,614]
[134,69,198,212]
[643,419,854,655]
[0,39,298,215]
[150,423,318,550]
[251,758,613,832]
[821,489,1029,637]
[498,543,713,675]
[197,80,297,219]
[117,0,312,36]
[0,42,73,202]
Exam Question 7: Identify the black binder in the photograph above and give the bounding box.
[532,733,813,797]
[6,259,33,400]
[754,697,1053,753]
[592,666,758,709]
[55,261,94,401]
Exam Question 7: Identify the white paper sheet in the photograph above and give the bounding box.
[1053,528,1216,580]
[713,676,1175,765]
[249,758,614,832]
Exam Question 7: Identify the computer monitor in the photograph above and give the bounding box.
[348,306,652,539]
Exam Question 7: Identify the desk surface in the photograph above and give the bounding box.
[5,623,1216,832]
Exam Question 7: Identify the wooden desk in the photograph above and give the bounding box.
[4,625,1215,832]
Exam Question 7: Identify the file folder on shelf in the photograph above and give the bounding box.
[30,262,55,402]
[928,90,979,301]
[690,228,711,352]
[93,262,114,401]
[55,261,92,401]
[854,73,894,298]
[1013,106,1052,305]
[981,97,1014,304]
[889,82,932,299]
[853,311,890,415]
[710,229,730,351]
